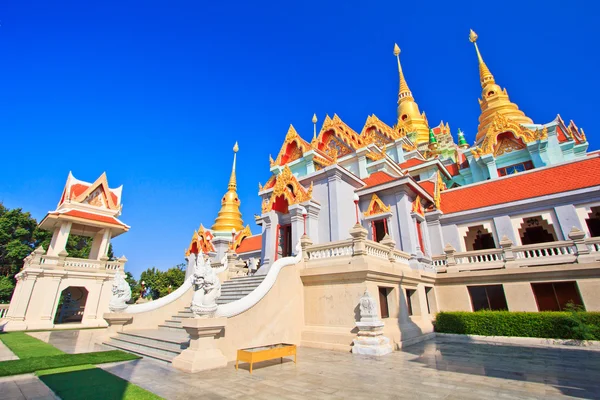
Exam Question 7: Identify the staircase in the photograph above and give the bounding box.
[103,274,265,363]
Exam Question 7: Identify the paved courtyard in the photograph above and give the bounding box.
[22,330,600,399]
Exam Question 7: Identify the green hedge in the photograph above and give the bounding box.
[434,311,600,340]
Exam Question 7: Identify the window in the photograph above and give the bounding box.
[378,287,392,319]
[585,207,600,237]
[464,225,496,251]
[467,285,508,311]
[497,161,534,177]
[372,219,388,242]
[424,287,436,314]
[531,281,584,311]
[406,289,417,316]
[276,224,292,259]
[518,216,557,245]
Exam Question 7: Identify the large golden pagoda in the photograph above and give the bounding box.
[211,142,244,233]
[394,43,430,145]
[469,30,533,143]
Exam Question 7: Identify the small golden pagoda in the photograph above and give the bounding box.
[469,30,533,143]
[211,142,245,234]
[394,43,430,145]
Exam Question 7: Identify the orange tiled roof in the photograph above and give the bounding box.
[419,181,435,197]
[399,158,426,169]
[362,171,398,188]
[51,210,127,227]
[60,184,119,206]
[441,157,600,214]
[237,235,262,254]
[445,163,460,176]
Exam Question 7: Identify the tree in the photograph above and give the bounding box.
[138,264,186,300]
[0,276,15,304]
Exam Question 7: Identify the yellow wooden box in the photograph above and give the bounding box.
[236,343,297,374]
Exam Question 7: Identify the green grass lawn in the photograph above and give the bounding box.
[37,365,162,400]
[0,350,140,377]
[0,331,162,399]
[0,332,64,358]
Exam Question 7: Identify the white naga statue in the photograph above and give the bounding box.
[190,253,228,317]
[109,271,132,312]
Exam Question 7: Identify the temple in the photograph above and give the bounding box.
[5,30,600,369]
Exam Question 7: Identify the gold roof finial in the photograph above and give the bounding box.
[469,29,495,87]
[394,43,412,100]
[228,141,239,190]
[312,113,318,141]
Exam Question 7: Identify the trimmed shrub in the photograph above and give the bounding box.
[434,310,600,340]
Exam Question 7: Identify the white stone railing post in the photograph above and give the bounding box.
[500,235,516,268]
[380,234,396,263]
[350,224,368,256]
[568,227,589,260]
[172,318,228,373]
[443,244,457,272]
[56,250,69,268]
[300,234,313,261]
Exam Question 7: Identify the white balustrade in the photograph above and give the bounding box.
[514,242,575,259]
[393,250,411,264]
[307,240,353,260]
[365,242,389,260]
[0,304,8,318]
[63,259,102,269]
[455,250,504,265]
[432,257,447,267]
[586,238,600,253]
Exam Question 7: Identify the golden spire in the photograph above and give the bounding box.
[211,142,244,233]
[394,43,412,100]
[469,29,495,87]
[468,29,533,143]
[393,43,429,145]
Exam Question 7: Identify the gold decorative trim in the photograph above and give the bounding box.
[366,145,387,162]
[261,166,313,214]
[270,125,310,167]
[233,225,252,250]
[411,195,424,216]
[363,194,391,217]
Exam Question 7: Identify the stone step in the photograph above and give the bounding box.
[103,339,176,364]
[220,289,256,296]
[158,324,185,332]
[170,314,192,321]
[221,283,262,289]
[103,329,190,364]
[226,277,265,283]
[116,330,189,352]
[162,320,182,327]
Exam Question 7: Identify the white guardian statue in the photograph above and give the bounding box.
[190,253,228,317]
[109,271,132,312]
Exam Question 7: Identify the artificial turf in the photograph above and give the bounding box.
[0,350,140,377]
[37,364,162,400]
[0,332,64,358]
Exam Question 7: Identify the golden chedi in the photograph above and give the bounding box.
[469,29,533,143]
[211,142,244,234]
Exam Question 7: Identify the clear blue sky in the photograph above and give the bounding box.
[1,1,598,279]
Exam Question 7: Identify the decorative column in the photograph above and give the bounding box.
[288,204,305,254]
[302,201,321,244]
[89,229,111,260]
[352,289,392,356]
[380,234,396,263]
[444,244,457,273]
[212,237,231,262]
[500,235,516,268]
[569,227,591,263]
[480,153,498,180]
[47,221,72,257]
[300,234,313,261]
[172,318,228,373]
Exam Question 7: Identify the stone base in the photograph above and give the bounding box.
[352,335,393,356]
[171,317,228,373]
[1,320,28,332]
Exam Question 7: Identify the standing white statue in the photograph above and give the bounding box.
[358,289,379,321]
[352,288,392,356]
[109,271,132,312]
[248,257,258,275]
[190,253,228,317]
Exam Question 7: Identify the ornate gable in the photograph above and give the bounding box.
[270,125,311,167]
[411,195,424,216]
[470,113,548,158]
[360,115,399,147]
[315,114,362,159]
[261,165,313,214]
[185,224,215,256]
[232,225,252,250]
[363,194,392,217]
[71,173,120,211]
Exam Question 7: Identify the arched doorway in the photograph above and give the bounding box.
[464,225,496,251]
[518,216,557,245]
[54,286,89,324]
[585,206,600,237]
